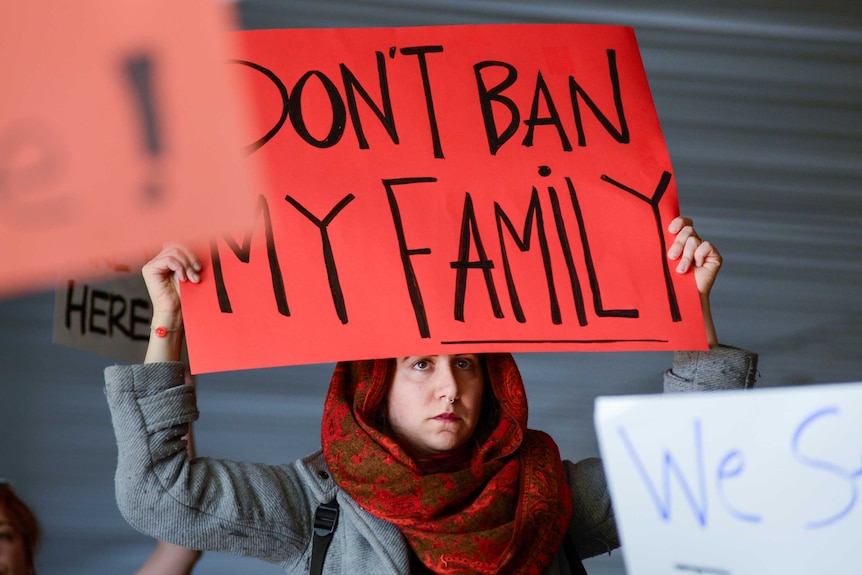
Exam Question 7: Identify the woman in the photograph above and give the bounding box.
[0,482,40,575]
[105,217,757,574]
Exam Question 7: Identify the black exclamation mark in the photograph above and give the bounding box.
[123,54,163,203]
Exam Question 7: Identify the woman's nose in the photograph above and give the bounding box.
[433,357,459,399]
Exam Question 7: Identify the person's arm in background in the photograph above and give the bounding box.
[135,541,203,575]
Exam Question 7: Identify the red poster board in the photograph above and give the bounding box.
[0,0,257,296]
[181,23,708,374]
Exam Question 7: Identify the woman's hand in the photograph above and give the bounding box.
[667,216,722,297]
[142,244,202,318]
[667,216,722,348]
[142,244,202,363]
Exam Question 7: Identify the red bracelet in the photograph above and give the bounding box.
[152,325,183,338]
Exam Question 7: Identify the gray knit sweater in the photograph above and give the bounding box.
[104,346,756,574]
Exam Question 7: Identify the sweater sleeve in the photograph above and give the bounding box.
[104,362,314,569]
[663,345,758,393]
[563,457,619,560]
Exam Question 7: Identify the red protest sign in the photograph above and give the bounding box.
[0,0,257,297]
[180,23,707,374]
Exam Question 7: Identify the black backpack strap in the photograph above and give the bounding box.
[310,497,340,575]
[562,532,589,575]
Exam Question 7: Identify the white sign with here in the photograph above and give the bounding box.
[53,261,152,363]
[594,382,862,575]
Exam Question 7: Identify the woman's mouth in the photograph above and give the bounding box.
[434,412,460,421]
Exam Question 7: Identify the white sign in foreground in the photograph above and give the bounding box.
[594,382,862,575]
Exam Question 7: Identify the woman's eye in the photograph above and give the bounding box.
[412,360,430,371]
[455,358,473,369]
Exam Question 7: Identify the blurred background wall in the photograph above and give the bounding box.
[1,1,860,573]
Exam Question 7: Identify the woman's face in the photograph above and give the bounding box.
[385,354,485,456]
[0,505,28,575]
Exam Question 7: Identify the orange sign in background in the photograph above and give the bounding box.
[180,23,708,374]
[0,0,257,296]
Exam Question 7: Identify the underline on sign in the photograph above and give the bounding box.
[441,339,670,345]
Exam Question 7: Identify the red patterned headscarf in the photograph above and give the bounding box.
[321,353,573,574]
